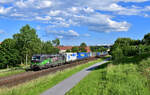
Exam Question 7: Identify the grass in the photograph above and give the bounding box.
[0,64,30,77]
[0,70,25,77]
[67,60,150,95]
[0,58,104,95]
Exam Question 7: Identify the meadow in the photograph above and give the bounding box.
[0,58,103,95]
[67,56,150,95]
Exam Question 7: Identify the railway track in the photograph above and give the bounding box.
[0,57,97,88]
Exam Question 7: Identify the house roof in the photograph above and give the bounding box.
[57,46,73,50]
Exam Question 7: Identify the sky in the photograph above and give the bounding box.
[0,0,150,46]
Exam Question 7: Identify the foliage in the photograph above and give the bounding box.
[79,42,87,52]
[13,24,41,64]
[112,47,124,62]
[143,33,150,45]
[90,46,108,52]
[0,39,20,68]
[52,38,60,46]
[80,42,87,47]
[110,37,147,60]
[66,49,72,52]
[41,41,59,54]
[71,46,79,52]
[0,24,59,69]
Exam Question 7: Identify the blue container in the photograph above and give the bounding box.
[77,52,88,59]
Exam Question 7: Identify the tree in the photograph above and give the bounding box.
[41,41,59,54]
[0,39,20,68]
[52,38,60,46]
[71,46,79,52]
[13,24,41,65]
[41,41,53,54]
[143,33,150,45]
[79,42,87,52]
[66,49,71,52]
[80,42,87,47]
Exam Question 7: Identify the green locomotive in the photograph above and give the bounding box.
[31,54,65,70]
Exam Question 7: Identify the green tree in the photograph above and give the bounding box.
[13,24,41,65]
[80,42,87,47]
[79,42,87,52]
[52,38,60,46]
[66,49,71,52]
[143,33,150,45]
[71,46,79,52]
[41,41,59,54]
[0,39,20,68]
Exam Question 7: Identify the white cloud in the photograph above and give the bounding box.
[35,16,51,21]
[15,0,52,9]
[0,6,12,14]
[122,0,148,2]
[48,10,61,16]
[10,13,24,17]
[83,7,94,13]
[0,0,14,3]
[68,30,79,37]
[36,0,52,9]
[0,0,149,35]
[46,29,79,38]
[80,13,130,32]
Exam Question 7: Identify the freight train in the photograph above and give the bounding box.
[30,52,107,70]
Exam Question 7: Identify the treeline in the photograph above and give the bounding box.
[0,25,60,69]
[66,43,109,53]
[110,33,150,62]
[90,46,108,52]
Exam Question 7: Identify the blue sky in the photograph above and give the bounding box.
[0,0,150,46]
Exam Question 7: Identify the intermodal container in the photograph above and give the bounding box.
[77,52,88,59]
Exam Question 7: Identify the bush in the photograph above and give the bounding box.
[112,47,124,62]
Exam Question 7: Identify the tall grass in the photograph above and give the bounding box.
[0,58,103,95]
[67,63,150,95]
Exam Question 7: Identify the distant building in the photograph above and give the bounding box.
[57,46,91,53]
[57,46,73,53]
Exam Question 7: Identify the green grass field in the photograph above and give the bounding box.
[0,69,25,77]
[0,58,104,95]
[67,57,150,95]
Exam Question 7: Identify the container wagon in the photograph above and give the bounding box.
[64,53,77,62]
[77,52,89,60]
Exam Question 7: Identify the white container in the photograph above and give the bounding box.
[64,53,77,62]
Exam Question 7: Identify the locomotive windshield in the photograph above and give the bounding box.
[31,56,41,62]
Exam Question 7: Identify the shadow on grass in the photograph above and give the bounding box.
[86,56,111,71]
[114,52,150,65]
[87,52,150,71]
[86,61,110,71]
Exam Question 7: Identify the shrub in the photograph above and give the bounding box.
[112,47,124,63]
